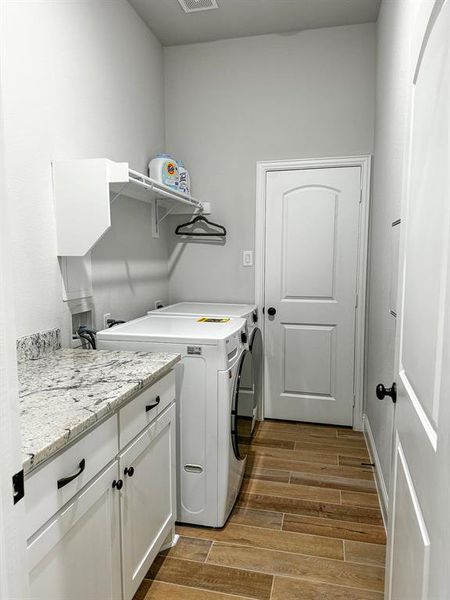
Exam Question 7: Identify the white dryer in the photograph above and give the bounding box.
[97,314,248,527]
[149,303,263,436]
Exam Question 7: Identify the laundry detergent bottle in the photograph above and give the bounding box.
[149,154,179,190]
[177,160,191,196]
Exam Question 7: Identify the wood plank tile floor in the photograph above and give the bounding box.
[134,420,386,600]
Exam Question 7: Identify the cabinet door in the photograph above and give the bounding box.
[27,462,121,600]
[120,403,176,600]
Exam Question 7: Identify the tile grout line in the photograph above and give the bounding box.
[149,561,385,598]
[165,545,385,594]
[205,540,385,568]
[239,490,382,514]
[247,475,369,492]
[256,471,376,494]
[251,476,377,493]
[246,452,344,469]
[250,462,375,475]
[203,555,384,594]
[179,521,386,551]
[235,500,384,525]
[148,579,264,600]
[256,451,370,461]
[204,540,214,564]
[179,520,387,549]
[269,573,275,600]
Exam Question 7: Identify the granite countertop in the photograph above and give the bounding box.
[19,348,180,474]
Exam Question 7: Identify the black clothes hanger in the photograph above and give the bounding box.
[175,214,227,237]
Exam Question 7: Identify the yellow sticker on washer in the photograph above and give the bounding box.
[197,317,230,323]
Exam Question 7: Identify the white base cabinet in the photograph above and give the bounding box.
[120,403,176,600]
[27,462,122,600]
[26,372,177,600]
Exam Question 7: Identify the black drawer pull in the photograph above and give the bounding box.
[57,459,86,489]
[112,479,123,490]
[145,395,160,412]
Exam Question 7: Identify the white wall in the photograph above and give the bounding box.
[3,0,167,341]
[365,0,417,506]
[164,24,376,303]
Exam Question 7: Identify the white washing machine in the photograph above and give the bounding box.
[149,303,263,435]
[97,314,248,527]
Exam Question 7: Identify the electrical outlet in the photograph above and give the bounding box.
[242,250,253,267]
[154,300,164,309]
[103,313,111,330]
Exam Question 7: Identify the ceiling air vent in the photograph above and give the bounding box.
[177,0,219,13]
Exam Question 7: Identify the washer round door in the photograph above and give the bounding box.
[231,349,253,460]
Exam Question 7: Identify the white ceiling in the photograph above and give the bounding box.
[130,0,381,46]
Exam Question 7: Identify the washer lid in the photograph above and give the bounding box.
[151,302,257,319]
[97,314,247,345]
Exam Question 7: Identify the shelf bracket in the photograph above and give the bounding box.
[110,183,128,204]
[152,198,206,238]
[158,206,177,224]
[152,199,160,239]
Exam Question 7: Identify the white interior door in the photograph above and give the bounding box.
[264,166,361,425]
[386,1,449,598]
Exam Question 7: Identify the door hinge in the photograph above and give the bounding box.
[353,395,356,407]
[359,189,363,203]
[355,294,358,309]
[12,469,25,505]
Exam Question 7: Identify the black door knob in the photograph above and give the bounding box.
[267,307,277,317]
[124,466,135,477]
[112,479,123,490]
[376,382,397,403]
[241,331,248,344]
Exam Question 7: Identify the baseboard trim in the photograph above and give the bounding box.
[363,414,389,528]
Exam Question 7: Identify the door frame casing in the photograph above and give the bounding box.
[255,155,371,430]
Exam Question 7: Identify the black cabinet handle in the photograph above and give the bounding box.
[145,395,160,412]
[376,382,397,404]
[57,459,86,489]
[124,466,135,477]
[112,479,123,490]
[267,307,277,317]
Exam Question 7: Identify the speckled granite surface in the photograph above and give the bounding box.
[16,328,61,363]
[18,348,180,474]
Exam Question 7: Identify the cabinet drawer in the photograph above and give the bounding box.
[25,415,118,539]
[119,371,175,449]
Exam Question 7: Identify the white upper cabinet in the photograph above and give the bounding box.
[53,158,209,256]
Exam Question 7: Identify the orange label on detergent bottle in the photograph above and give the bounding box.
[162,160,178,188]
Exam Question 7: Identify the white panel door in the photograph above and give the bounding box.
[265,166,361,425]
[386,1,450,599]
[120,403,176,600]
